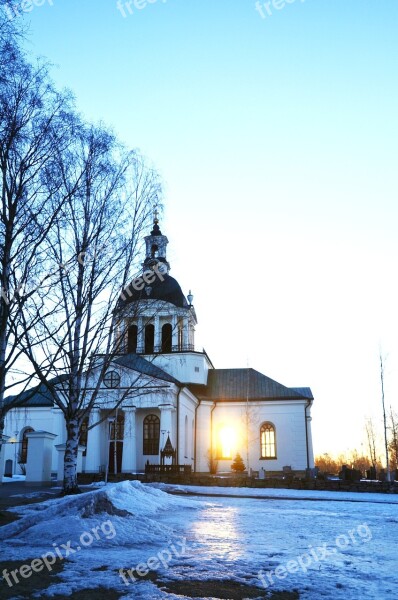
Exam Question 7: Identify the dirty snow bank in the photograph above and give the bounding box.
[0,480,200,549]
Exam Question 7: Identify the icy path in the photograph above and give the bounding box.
[156,492,398,599]
[0,482,397,599]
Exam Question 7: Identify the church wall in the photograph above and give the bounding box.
[195,401,214,472]
[178,390,197,467]
[135,408,161,471]
[3,407,65,475]
[152,353,210,385]
[208,400,312,474]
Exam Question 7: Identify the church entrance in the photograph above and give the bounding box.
[107,411,124,474]
[108,442,123,474]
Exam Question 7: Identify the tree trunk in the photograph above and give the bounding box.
[63,418,80,494]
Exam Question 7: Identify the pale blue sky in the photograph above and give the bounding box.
[20,0,398,459]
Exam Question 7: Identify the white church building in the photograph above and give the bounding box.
[1,217,314,480]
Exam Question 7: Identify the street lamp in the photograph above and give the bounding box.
[7,431,19,476]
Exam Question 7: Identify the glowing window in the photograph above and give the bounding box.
[260,422,276,459]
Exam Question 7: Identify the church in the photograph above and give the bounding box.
[1,216,314,479]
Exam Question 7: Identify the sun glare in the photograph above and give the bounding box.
[219,426,237,459]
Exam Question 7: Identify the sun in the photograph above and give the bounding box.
[219,426,237,459]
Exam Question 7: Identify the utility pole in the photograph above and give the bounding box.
[380,353,390,482]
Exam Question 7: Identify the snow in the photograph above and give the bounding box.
[1,474,26,483]
[0,481,397,599]
[148,482,398,504]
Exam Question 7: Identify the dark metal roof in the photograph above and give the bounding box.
[291,387,314,400]
[113,354,180,385]
[187,369,313,402]
[4,382,55,408]
[117,273,188,309]
[4,356,179,409]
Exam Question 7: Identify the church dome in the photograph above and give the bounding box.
[118,272,188,309]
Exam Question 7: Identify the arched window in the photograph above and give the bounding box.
[128,324,138,353]
[144,324,154,354]
[184,415,188,458]
[143,414,160,455]
[151,244,159,258]
[20,428,34,464]
[162,323,172,353]
[260,422,276,459]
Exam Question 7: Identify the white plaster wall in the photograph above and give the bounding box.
[135,408,161,471]
[3,407,64,474]
[152,352,211,385]
[195,402,213,472]
[178,390,197,466]
[206,400,312,473]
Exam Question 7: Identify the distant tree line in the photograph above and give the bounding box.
[316,409,398,478]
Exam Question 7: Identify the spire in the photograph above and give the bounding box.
[151,208,162,236]
[143,210,170,273]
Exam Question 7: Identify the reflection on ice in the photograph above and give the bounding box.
[190,505,243,560]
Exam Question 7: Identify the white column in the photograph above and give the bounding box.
[160,404,175,450]
[172,314,178,350]
[84,408,102,473]
[122,408,137,473]
[137,317,144,353]
[154,315,161,353]
[183,317,189,350]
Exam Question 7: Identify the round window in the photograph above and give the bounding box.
[103,370,121,389]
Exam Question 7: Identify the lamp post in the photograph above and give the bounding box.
[13,431,18,474]
[6,431,19,476]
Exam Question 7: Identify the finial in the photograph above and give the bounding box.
[150,208,162,236]
[187,290,193,305]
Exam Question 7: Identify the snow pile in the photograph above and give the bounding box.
[0,480,200,550]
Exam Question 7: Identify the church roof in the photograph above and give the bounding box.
[188,368,313,402]
[117,273,188,309]
[290,387,313,399]
[4,355,179,408]
[4,381,59,408]
[113,354,180,384]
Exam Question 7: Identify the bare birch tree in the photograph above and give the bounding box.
[20,123,161,493]
[0,10,75,456]
[388,408,398,473]
[365,417,378,467]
